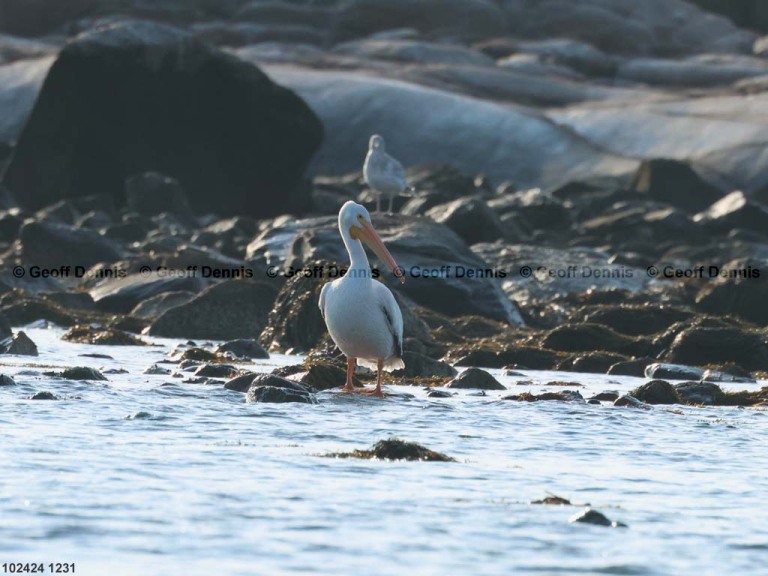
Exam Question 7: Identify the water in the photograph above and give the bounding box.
[1,328,766,575]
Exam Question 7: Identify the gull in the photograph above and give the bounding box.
[363,134,413,214]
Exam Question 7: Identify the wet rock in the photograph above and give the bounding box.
[630,159,723,213]
[61,325,147,346]
[666,327,768,371]
[194,364,240,379]
[396,351,457,378]
[2,21,322,218]
[558,352,627,374]
[488,188,569,231]
[328,438,455,462]
[0,312,11,340]
[630,380,679,404]
[427,389,453,398]
[149,280,277,340]
[451,346,563,370]
[446,368,505,390]
[331,0,507,43]
[426,196,509,245]
[30,391,58,400]
[144,365,171,375]
[288,361,360,392]
[701,368,755,384]
[644,363,705,381]
[1,330,38,355]
[589,391,620,402]
[47,366,107,381]
[511,38,616,77]
[614,394,652,409]
[0,296,75,327]
[569,508,627,528]
[675,381,725,405]
[0,209,23,243]
[696,258,768,326]
[18,220,123,269]
[249,373,314,394]
[0,374,16,386]
[607,357,657,377]
[694,191,768,235]
[42,291,96,312]
[579,305,695,337]
[618,55,768,88]
[334,38,494,67]
[90,273,208,314]
[0,56,53,145]
[216,339,268,360]
[503,390,585,402]
[129,291,197,320]
[542,323,653,356]
[124,172,196,222]
[224,372,258,393]
[247,385,317,404]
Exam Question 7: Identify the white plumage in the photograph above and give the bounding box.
[319,201,405,396]
[363,134,412,214]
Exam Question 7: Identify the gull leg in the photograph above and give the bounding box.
[374,192,381,214]
[341,357,356,393]
[387,194,394,214]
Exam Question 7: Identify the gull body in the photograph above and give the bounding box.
[363,134,412,214]
[319,201,405,396]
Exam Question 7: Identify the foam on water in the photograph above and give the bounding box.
[1,328,766,575]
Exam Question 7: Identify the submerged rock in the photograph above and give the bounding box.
[246,376,316,404]
[1,330,38,355]
[61,325,147,346]
[614,394,652,409]
[666,327,768,371]
[569,508,627,528]
[0,374,16,386]
[630,380,679,404]
[327,438,456,462]
[215,339,269,360]
[503,390,585,403]
[194,364,240,379]
[674,381,725,406]
[149,280,277,340]
[396,351,456,378]
[2,21,322,217]
[446,368,505,390]
[224,372,257,393]
[46,366,107,381]
[30,391,59,400]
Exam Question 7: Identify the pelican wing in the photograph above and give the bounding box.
[319,282,330,320]
[374,282,403,359]
[383,152,407,184]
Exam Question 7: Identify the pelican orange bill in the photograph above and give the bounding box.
[354,220,405,284]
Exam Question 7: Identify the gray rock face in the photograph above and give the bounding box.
[397,351,457,378]
[0,374,16,386]
[425,197,508,245]
[630,380,679,404]
[1,330,38,356]
[129,291,197,320]
[149,280,278,340]
[246,375,317,404]
[675,381,725,405]
[446,367,505,390]
[248,214,523,324]
[216,339,269,359]
[631,159,724,213]
[124,172,195,221]
[90,274,207,314]
[644,363,705,381]
[618,54,768,88]
[19,220,123,269]
[694,191,768,234]
[333,39,495,67]
[2,21,322,217]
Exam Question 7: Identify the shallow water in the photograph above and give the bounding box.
[1,328,766,576]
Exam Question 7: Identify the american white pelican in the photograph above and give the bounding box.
[363,134,412,214]
[319,201,405,397]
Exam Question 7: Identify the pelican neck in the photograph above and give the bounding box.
[340,224,372,277]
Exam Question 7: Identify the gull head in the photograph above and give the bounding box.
[369,134,385,151]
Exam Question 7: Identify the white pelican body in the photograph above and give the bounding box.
[319,201,405,396]
[363,134,412,214]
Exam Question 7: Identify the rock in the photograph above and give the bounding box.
[542,323,652,356]
[701,368,755,384]
[644,363,705,380]
[129,291,197,320]
[579,305,694,337]
[149,280,277,340]
[47,366,107,381]
[0,0,99,36]
[511,38,616,77]
[613,394,652,409]
[124,172,196,222]
[0,374,16,385]
[569,508,627,528]
[289,362,358,392]
[503,0,754,56]
[445,368,505,390]
[216,339,268,359]
[224,372,257,393]
[249,373,314,394]
[0,56,55,145]
[618,55,768,88]
[589,391,620,402]
[630,159,723,213]
[190,22,327,48]
[396,351,457,378]
[246,381,316,404]
[696,258,768,326]
[328,438,455,462]
[504,390,585,402]
[61,325,147,346]
[694,190,768,234]
[30,391,58,400]
[250,214,524,325]
[258,66,637,192]
[688,1,768,34]
[0,296,75,327]
[330,0,507,43]
[333,38,495,67]
[2,21,322,218]
[0,312,12,339]
[425,196,509,245]
[559,352,627,374]
[91,273,207,314]
[144,365,171,375]
[675,381,725,405]
[630,380,679,404]
[426,389,453,398]
[488,188,569,231]
[666,327,768,371]
[18,220,123,269]
[1,330,38,355]
[607,357,656,377]
[194,364,240,379]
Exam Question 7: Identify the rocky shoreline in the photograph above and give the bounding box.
[0,1,767,408]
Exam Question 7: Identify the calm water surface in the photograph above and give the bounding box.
[1,328,766,575]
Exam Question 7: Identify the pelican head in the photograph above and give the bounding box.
[339,201,404,284]
[369,134,385,151]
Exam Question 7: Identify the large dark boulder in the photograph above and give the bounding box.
[2,21,322,217]
[19,220,123,269]
[630,159,723,213]
[689,0,768,33]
